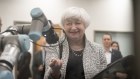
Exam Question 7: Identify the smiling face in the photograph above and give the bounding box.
[63,18,85,41]
[61,7,90,41]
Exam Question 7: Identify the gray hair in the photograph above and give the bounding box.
[61,7,90,28]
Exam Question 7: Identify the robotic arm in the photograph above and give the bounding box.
[29,8,48,42]
[0,7,60,79]
[12,7,59,43]
[29,8,59,43]
[0,35,30,79]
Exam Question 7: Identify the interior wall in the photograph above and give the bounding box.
[94,31,134,57]
[0,0,133,42]
[0,0,134,78]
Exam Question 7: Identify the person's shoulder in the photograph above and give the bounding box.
[111,49,123,58]
[92,42,102,46]
[112,49,121,53]
[111,49,122,55]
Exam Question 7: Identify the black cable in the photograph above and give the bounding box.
[30,28,67,47]
[0,26,18,35]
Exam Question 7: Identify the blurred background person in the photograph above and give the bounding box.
[32,36,46,79]
[111,41,120,51]
[0,17,2,32]
[0,17,2,54]
[102,33,122,65]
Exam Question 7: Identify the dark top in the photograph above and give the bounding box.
[111,49,123,64]
[65,49,85,79]
[107,49,123,66]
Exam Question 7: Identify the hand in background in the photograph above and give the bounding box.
[115,72,128,79]
[38,64,44,71]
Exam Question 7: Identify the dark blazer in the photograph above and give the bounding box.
[111,49,123,64]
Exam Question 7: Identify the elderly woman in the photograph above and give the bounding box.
[44,7,107,79]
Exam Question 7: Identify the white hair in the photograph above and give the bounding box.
[61,7,90,28]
